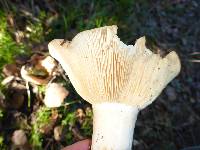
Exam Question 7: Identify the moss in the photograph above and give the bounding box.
[0,11,27,71]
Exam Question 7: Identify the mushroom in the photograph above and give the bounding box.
[21,55,57,85]
[44,83,69,107]
[11,129,27,146]
[48,26,181,150]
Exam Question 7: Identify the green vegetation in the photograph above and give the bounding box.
[26,12,46,44]
[30,107,51,149]
[0,109,3,119]
[0,135,6,150]
[80,108,93,137]
[0,11,26,70]
[61,111,76,144]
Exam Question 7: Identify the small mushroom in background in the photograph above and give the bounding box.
[48,25,181,150]
[20,55,57,85]
[44,83,69,108]
[11,129,27,146]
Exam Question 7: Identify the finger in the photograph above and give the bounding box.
[61,139,91,150]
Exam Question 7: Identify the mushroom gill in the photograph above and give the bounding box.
[48,25,181,109]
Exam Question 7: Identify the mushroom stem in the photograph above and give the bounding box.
[92,103,139,150]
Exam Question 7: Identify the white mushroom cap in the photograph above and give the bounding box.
[48,25,181,109]
[40,56,57,74]
[11,129,27,146]
[21,66,50,85]
[44,83,69,108]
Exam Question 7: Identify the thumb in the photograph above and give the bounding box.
[61,139,91,150]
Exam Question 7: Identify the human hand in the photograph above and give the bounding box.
[61,139,91,150]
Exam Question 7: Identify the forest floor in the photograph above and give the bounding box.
[0,0,199,150]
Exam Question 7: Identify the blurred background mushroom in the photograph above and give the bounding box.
[21,54,57,85]
[12,129,27,146]
[44,83,69,107]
